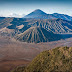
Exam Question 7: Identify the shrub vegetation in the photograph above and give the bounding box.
[11,46,72,72]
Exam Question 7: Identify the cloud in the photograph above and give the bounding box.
[9,13,25,18]
[0,13,25,18]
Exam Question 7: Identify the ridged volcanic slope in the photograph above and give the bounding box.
[15,27,61,43]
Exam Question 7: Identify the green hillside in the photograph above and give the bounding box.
[11,46,72,72]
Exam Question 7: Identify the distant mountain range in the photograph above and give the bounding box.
[0,17,5,21]
[0,9,72,21]
[0,17,72,34]
[0,9,72,43]
[24,9,72,21]
[5,18,72,34]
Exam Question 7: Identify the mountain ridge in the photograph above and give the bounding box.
[24,9,72,21]
[0,18,72,38]
[15,27,62,43]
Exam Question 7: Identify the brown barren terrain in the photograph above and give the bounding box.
[0,60,30,72]
[0,36,72,72]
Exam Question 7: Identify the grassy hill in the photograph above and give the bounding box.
[11,46,72,72]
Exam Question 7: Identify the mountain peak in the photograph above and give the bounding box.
[30,9,47,14]
[34,9,42,11]
[24,9,47,19]
[53,13,59,15]
[33,9,45,12]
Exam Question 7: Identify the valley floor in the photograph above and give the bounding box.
[0,60,30,72]
[0,36,72,72]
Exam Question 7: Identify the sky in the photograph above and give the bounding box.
[0,0,72,17]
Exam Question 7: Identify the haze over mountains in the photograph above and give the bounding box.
[24,9,72,21]
[9,13,25,18]
[1,9,72,21]
[0,13,25,18]
[0,9,72,43]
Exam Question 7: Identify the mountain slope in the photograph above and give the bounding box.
[0,17,14,29]
[25,47,72,72]
[11,46,72,72]
[0,18,72,37]
[0,18,29,37]
[0,17,72,37]
[28,18,72,33]
[0,17,5,21]
[6,18,72,34]
[52,13,72,21]
[15,27,62,43]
